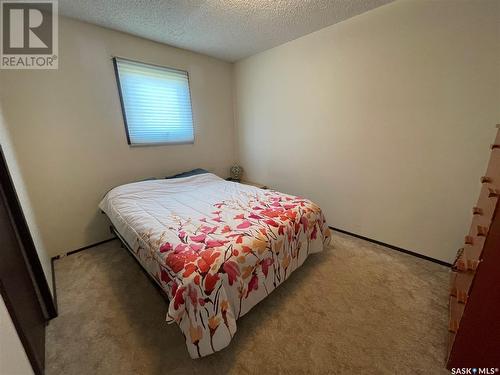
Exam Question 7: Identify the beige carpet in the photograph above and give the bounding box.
[47,232,450,375]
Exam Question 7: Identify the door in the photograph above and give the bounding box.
[0,147,55,375]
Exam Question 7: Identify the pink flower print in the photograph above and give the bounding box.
[204,273,220,294]
[174,243,188,252]
[261,209,281,218]
[246,274,259,297]
[160,269,171,283]
[201,226,217,234]
[310,224,318,240]
[173,286,185,310]
[197,250,220,273]
[183,263,197,277]
[260,258,274,277]
[206,239,228,248]
[264,219,279,227]
[171,281,178,296]
[160,242,173,253]
[300,215,308,231]
[190,243,204,252]
[237,220,252,229]
[294,222,301,235]
[190,233,207,243]
[188,285,198,305]
[223,261,240,285]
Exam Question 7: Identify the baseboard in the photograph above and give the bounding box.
[49,227,451,310]
[329,226,452,267]
[50,237,117,311]
[51,237,117,261]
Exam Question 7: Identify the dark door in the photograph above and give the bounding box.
[0,147,55,375]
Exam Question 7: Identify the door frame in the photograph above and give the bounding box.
[0,147,57,319]
[0,146,58,375]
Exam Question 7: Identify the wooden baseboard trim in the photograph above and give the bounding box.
[49,227,451,310]
[329,226,452,267]
[66,237,117,256]
[50,237,117,310]
[51,237,117,261]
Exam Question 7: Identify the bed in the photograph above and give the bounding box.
[99,172,330,358]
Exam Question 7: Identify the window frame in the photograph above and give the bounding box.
[112,56,196,146]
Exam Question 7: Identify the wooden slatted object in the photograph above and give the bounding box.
[446,125,500,369]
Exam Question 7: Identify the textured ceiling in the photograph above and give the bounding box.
[59,0,393,62]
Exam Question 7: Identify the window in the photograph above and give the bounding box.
[113,57,194,145]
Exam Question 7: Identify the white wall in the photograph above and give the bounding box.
[0,17,236,257]
[1,2,499,263]
[234,0,500,262]
[0,296,34,375]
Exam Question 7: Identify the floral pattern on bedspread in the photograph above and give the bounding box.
[135,190,330,358]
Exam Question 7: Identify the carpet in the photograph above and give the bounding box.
[46,232,450,374]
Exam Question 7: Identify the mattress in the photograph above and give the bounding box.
[99,173,330,358]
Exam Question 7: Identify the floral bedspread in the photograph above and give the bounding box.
[99,173,330,358]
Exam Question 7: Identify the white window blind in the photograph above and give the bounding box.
[113,58,194,145]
